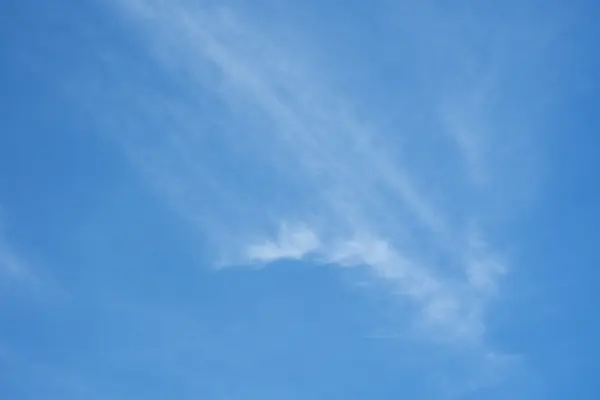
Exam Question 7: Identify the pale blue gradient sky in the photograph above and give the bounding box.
[1,0,599,398]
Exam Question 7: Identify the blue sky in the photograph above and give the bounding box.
[1,0,599,398]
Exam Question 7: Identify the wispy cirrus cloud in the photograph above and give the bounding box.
[246,223,320,264]
[0,218,36,286]
[99,0,558,390]
[0,238,28,281]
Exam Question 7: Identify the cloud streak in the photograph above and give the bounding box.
[0,238,28,280]
[246,223,320,263]
[99,0,557,388]
[0,218,36,286]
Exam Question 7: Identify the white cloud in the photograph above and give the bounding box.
[242,224,502,342]
[246,224,320,263]
[106,0,510,341]
[102,0,553,386]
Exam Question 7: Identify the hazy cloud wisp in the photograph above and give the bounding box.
[106,0,549,362]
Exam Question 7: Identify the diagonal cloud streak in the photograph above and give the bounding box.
[0,218,38,287]
[103,0,552,366]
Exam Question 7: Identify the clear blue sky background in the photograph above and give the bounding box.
[1,0,599,399]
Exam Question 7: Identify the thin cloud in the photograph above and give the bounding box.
[0,239,28,279]
[246,224,320,263]
[108,0,506,339]
[104,0,549,380]
[0,222,37,286]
